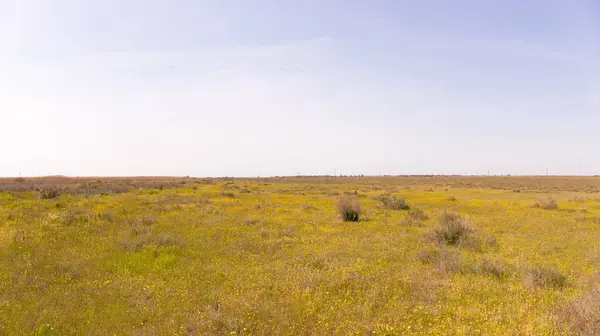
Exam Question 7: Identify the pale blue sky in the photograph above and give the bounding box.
[1,0,599,176]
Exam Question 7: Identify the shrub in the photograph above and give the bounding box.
[378,194,410,210]
[337,196,361,222]
[432,211,474,246]
[534,197,558,210]
[524,265,567,288]
[40,187,61,199]
[447,195,457,202]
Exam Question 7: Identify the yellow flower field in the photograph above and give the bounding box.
[1,176,599,335]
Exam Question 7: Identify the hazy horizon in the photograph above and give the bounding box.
[2,1,599,177]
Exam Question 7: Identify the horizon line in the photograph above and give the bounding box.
[1,174,599,180]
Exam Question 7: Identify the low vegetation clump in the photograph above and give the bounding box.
[524,265,568,288]
[534,197,559,210]
[337,195,361,221]
[469,257,514,279]
[431,211,475,246]
[39,186,62,199]
[377,194,410,210]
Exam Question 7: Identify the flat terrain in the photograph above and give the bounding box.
[1,176,600,335]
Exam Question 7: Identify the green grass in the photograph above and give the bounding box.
[1,177,600,334]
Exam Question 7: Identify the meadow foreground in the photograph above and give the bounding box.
[1,176,600,335]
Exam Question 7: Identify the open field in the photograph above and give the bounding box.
[2,175,600,335]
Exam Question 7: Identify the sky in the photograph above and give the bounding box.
[1,0,599,177]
